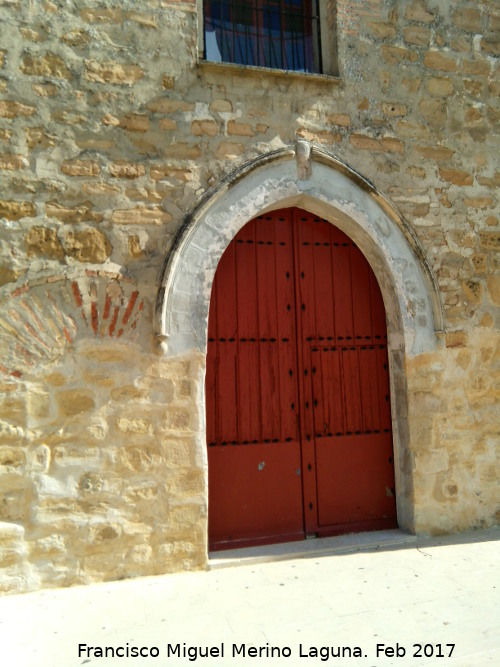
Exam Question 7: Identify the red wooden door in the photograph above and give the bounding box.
[206,208,396,550]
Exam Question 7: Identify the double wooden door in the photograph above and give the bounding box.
[206,208,397,550]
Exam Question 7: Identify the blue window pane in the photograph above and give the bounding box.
[204,1,322,73]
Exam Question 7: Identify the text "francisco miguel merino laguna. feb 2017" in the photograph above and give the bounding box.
[77,641,456,661]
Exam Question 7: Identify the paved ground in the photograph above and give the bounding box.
[1,528,499,667]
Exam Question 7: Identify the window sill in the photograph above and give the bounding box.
[197,59,341,86]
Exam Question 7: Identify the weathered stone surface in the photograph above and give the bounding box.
[462,280,482,304]
[191,120,218,136]
[31,83,59,97]
[215,141,244,158]
[150,166,192,182]
[463,59,490,76]
[297,129,342,145]
[0,153,26,170]
[0,100,36,118]
[81,181,120,196]
[119,114,150,133]
[46,200,103,223]
[327,113,351,127]
[439,168,474,186]
[382,45,418,64]
[61,29,90,47]
[463,196,494,210]
[147,98,195,113]
[366,20,396,39]
[108,161,146,179]
[210,99,232,113]
[227,120,254,137]
[350,134,404,153]
[0,524,28,578]
[479,231,500,249]
[418,98,447,125]
[0,199,35,220]
[0,266,20,286]
[26,226,64,258]
[427,77,454,97]
[0,447,25,470]
[164,143,201,159]
[25,127,55,149]
[158,118,177,131]
[452,8,481,33]
[128,235,144,258]
[110,207,172,225]
[403,25,431,46]
[405,1,436,24]
[57,390,95,417]
[481,36,500,56]
[85,60,143,85]
[20,52,71,79]
[486,276,500,305]
[0,396,26,427]
[396,120,429,139]
[382,103,408,117]
[445,331,468,348]
[64,229,112,263]
[416,146,454,161]
[424,51,457,72]
[80,7,124,23]
[61,160,100,177]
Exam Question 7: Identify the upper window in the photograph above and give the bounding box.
[203,0,326,74]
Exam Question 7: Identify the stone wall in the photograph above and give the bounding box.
[0,0,498,593]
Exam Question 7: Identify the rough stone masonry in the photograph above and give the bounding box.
[0,0,499,593]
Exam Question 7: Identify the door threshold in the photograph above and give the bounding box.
[208,529,416,570]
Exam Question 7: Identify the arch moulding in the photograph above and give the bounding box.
[154,143,444,534]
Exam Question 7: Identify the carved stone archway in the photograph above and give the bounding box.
[155,143,443,536]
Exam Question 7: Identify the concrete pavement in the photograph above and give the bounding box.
[1,528,499,667]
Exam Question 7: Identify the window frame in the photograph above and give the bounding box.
[196,0,338,78]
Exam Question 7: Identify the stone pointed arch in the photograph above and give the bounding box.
[154,143,444,535]
[156,145,442,356]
